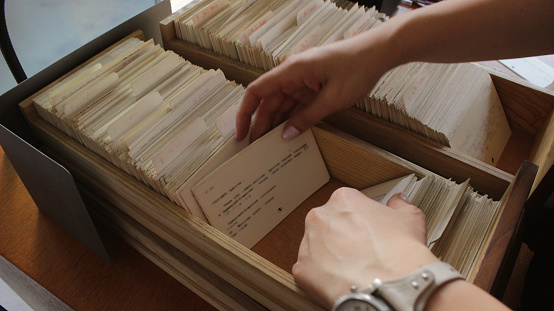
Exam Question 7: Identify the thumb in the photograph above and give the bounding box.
[386,192,411,210]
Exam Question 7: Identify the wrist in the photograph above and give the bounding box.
[423,279,467,311]
[324,242,439,308]
[375,241,440,283]
[342,23,406,87]
[332,262,464,311]
[423,277,510,311]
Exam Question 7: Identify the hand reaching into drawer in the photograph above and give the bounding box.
[292,187,510,311]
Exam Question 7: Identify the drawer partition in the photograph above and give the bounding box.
[159,19,553,197]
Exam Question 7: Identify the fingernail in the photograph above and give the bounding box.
[392,192,410,204]
[282,126,300,141]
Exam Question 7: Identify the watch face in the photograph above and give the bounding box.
[338,298,381,311]
[336,295,390,311]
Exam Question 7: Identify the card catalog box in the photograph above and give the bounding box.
[18,30,539,310]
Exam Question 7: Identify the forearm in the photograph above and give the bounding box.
[236,0,554,141]
[425,279,509,311]
[348,0,554,74]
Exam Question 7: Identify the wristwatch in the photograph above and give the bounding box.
[331,262,463,311]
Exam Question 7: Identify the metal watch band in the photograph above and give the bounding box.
[375,261,464,311]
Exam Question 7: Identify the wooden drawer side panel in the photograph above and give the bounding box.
[472,161,537,295]
[481,67,554,136]
[324,108,512,200]
[528,109,554,190]
[67,176,267,311]
[313,124,429,189]
[165,39,263,86]
[29,118,321,311]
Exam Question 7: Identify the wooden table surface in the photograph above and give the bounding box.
[0,146,216,311]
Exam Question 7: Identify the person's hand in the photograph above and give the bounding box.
[292,187,439,309]
[235,37,388,142]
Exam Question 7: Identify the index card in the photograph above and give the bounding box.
[449,79,512,166]
[361,174,417,204]
[426,179,470,246]
[238,10,274,45]
[403,67,430,114]
[320,5,363,45]
[192,0,231,27]
[131,52,183,96]
[215,104,239,136]
[121,105,172,149]
[288,25,322,55]
[151,117,209,173]
[248,0,307,47]
[499,57,554,88]
[169,69,227,109]
[107,91,163,141]
[224,0,259,26]
[49,63,103,106]
[297,0,323,25]
[257,9,297,50]
[63,72,120,120]
[192,123,330,248]
[177,133,251,222]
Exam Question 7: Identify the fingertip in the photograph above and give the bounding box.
[282,125,300,141]
[234,129,245,141]
[283,110,318,141]
[386,192,411,209]
[305,79,322,92]
[235,112,250,141]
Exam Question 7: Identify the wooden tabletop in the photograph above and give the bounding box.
[0,146,216,311]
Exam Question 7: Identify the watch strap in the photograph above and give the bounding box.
[375,262,463,311]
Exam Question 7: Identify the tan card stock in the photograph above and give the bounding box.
[192,123,330,248]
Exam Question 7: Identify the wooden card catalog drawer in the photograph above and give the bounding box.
[18,29,539,310]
